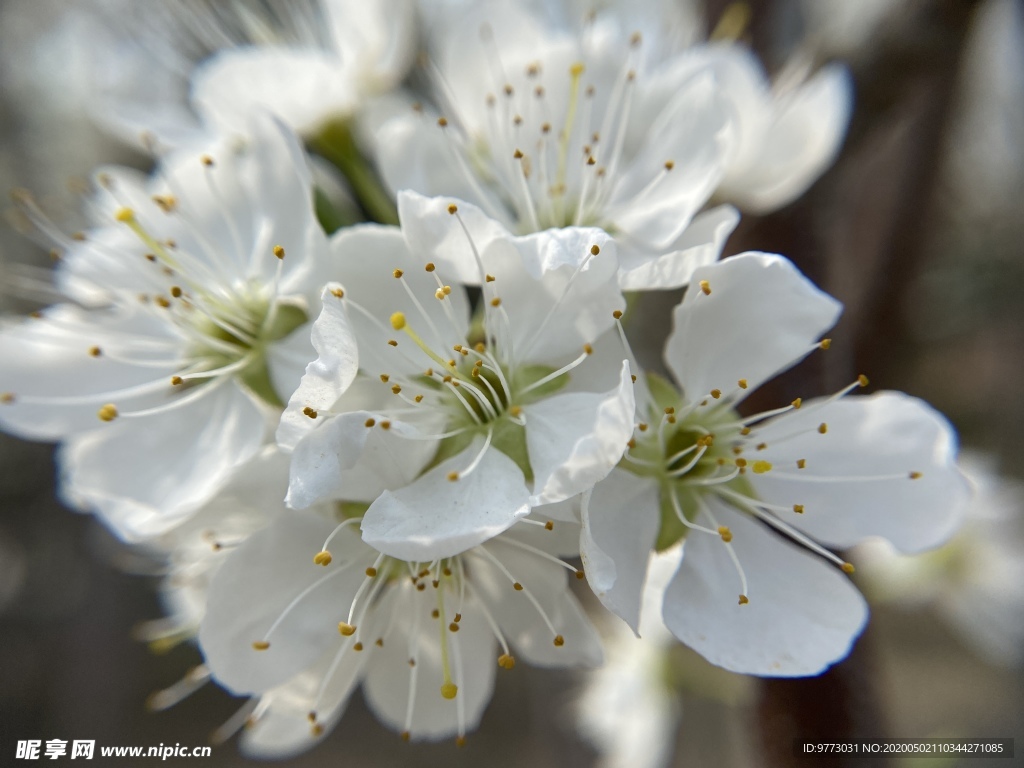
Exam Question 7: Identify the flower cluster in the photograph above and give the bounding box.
[3,0,969,758]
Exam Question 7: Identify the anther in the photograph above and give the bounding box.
[509,406,522,417]
[513,582,523,591]
[797,459,806,469]
[738,379,748,389]
[590,244,600,255]
[441,683,458,699]
[819,339,832,350]
[756,443,767,451]
[485,274,495,282]
[380,420,391,430]
[612,310,623,319]
[97,404,118,422]
[331,288,344,298]
[155,296,171,309]
[437,117,449,127]
[170,286,182,298]
[699,280,711,295]
[273,245,285,260]
[414,395,424,403]
[390,312,406,330]
[553,635,565,647]
[0,393,14,404]
[448,622,459,632]
[201,155,214,167]
[751,461,772,474]
[664,160,675,171]
[388,340,398,347]
[490,297,501,307]
[115,207,135,223]
[858,374,869,387]
[735,458,747,468]
[425,262,435,272]
[401,732,411,742]
[513,149,524,159]
[793,504,804,514]
[432,609,440,619]
[544,521,554,531]
[303,407,318,419]
[391,385,402,395]
[841,563,856,574]
[454,613,461,622]
[739,427,751,435]
[364,417,376,428]
[718,526,733,543]
[353,642,364,652]
[909,471,922,480]
[583,343,593,355]
[738,595,749,605]
[498,654,515,669]
[313,551,332,566]
[638,423,648,431]
[88,346,102,357]
[791,398,803,409]
[393,269,404,278]
[251,641,270,651]
[338,622,356,636]
[456,737,467,748]
[711,389,722,399]
[447,472,459,482]
[380,374,390,383]
[817,423,828,434]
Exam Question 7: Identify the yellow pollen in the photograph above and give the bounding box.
[364,417,376,428]
[791,398,803,409]
[414,395,424,403]
[310,723,324,737]
[498,653,516,669]
[114,207,135,223]
[820,338,832,350]
[638,423,648,431]
[432,609,440,619]
[553,635,565,647]
[841,562,856,574]
[858,374,869,387]
[738,595,749,605]
[490,297,501,307]
[331,288,344,298]
[544,521,554,531]
[170,376,183,386]
[448,622,459,632]
[752,460,772,474]
[513,582,523,591]
[575,570,585,580]
[627,438,637,449]
[380,420,391,430]
[513,149,524,159]
[664,160,675,171]
[454,613,462,623]
[447,471,460,482]
[797,459,806,469]
[437,117,448,127]
[699,280,711,295]
[201,155,214,166]
[738,379,748,389]
[273,245,285,260]
[718,526,733,543]
[441,682,458,699]
[818,423,828,434]
[425,262,436,272]
[711,389,722,399]
[435,288,445,300]
[376,638,384,647]
[909,471,923,480]
[169,286,182,298]
[485,274,495,282]
[793,504,804,514]
[390,312,406,330]
[391,385,402,395]
[584,343,593,355]
[443,285,452,295]
[353,642,364,652]
[0,393,14,404]
[739,427,751,435]
[756,443,767,451]
[570,62,585,76]
[388,339,398,347]
[313,551,332,566]
[734,458,747,468]
[732,446,743,455]
[155,296,171,309]
[631,375,637,383]
[612,310,623,319]
[664,407,675,415]
[88,346,102,357]
[97,404,118,422]
[393,268,404,278]
[380,374,390,384]
[590,244,600,255]
[251,641,270,651]
[509,405,522,417]
[152,194,177,212]
[307,712,317,723]
[338,622,356,636]
[303,407,318,419]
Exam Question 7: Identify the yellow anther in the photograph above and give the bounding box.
[738,379,748,389]
[310,723,324,736]
[490,297,501,307]
[0,393,14,404]
[155,296,171,308]
[390,312,406,330]
[637,423,648,431]
[338,622,356,636]
[400,731,411,742]
[251,641,270,651]
[414,395,424,403]
[820,338,832,350]
[88,346,102,357]
[513,149,524,159]
[380,420,391,430]
[152,194,177,212]
[711,388,722,399]
[627,438,637,450]
[97,404,118,422]
[169,286,182,298]
[435,288,445,300]
[544,521,554,531]
[273,245,285,260]
[432,609,440,619]
[739,427,750,436]
[388,339,398,347]
[437,117,449,127]
[307,712,317,723]
[732,446,743,455]
[509,405,522,417]
[791,398,803,409]
[570,62,585,76]
[114,207,135,223]
[353,642,364,651]
[590,244,600,256]
[738,595,749,605]
[498,653,516,669]
[393,268,404,278]
[474,342,486,352]
[817,423,828,434]
[797,459,806,469]
[718,526,733,543]
[447,471,459,482]
[313,551,333,566]
[793,504,804,514]
[425,262,436,272]
[456,737,467,748]
[553,635,565,647]
[664,407,675,415]
[454,613,462,623]
[441,682,458,699]
[735,458,747,468]
[909,471,923,480]
[575,569,585,580]
[756,443,767,451]
[201,154,214,166]
[631,375,638,383]
[513,582,523,591]
[666,414,675,423]
[485,274,495,282]
[331,288,344,298]
[858,374,869,387]
[583,343,593,355]
[303,406,318,419]
[364,417,376,428]
[612,310,623,319]
[379,374,390,383]
[448,622,460,632]
[364,566,378,578]
[443,285,452,295]
[664,160,675,171]
[699,280,711,295]
[391,384,402,395]
[752,460,772,474]
[841,562,856,574]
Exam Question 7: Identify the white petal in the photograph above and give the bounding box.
[361,439,531,560]
[665,253,841,402]
[285,409,439,509]
[362,585,496,740]
[198,512,373,694]
[580,471,661,635]
[277,284,358,451]
[525,361,635,505]
[616,205,739,291]
[470,536,603,667]
[59,381,266,541]
[663,502,868,676]
[751,392,970,553]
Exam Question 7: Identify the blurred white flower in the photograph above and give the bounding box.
[0,114,328,539]
[280,191,634,562]
[855,452,1024,666]
[198,508,600,752]
[580,253,969,675]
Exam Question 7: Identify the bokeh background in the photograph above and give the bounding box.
[0,1,1022,766]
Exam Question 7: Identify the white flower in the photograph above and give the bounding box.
[84,0,418,149]
[376,1,738,290]
[580,253,969,675]
[855,451,1024,666]
[280,190,635,562]
[198,508,601,750]
[0,113,329,540]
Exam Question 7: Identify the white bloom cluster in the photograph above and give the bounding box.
[2,0,970,758]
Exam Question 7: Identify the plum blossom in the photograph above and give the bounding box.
[377,1,739,290]
[280,190,635,562]
[580,253,969,675]
[198,508,601,750]
[0,113,329,539]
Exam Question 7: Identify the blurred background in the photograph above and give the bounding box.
[0,0,1021,766]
